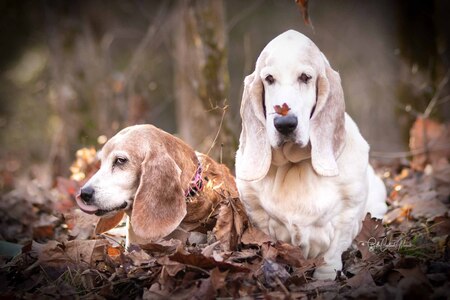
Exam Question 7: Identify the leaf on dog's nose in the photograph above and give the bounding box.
[274,103,291,116]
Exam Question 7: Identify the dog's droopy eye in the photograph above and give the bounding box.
[113,157,128,167]
[265,75,275,85]
[298,73,312,84]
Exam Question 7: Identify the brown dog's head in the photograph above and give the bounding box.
[77,125,198,241]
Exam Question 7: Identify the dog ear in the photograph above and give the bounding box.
[130,150,187,241]
[309,59,346,177]
[236,53,272,182]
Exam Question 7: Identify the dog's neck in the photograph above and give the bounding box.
[271,142,312,166]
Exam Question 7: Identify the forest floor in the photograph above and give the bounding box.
[0,120,449,299]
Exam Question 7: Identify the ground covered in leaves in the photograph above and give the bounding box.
[1,119,449,299]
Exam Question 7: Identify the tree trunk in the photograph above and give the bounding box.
[174,0,236,168]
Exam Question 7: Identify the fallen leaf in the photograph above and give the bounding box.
[157,255,185,277]
[140,239,184,255]
[346,269,376,289]
[355,213,385,260]
[241,226,274,246]
[201,241,220,257]
[32,239,109,269]
[64,210,98,240]
[213,197,248,251]
[295,0,313,26]
[127,248,153,266]
[430,216,450,236]
[401,191,448,219]
[107,245,122,258]
[273,103,291,116]
[95,211,125,234]
[210,267,228,290]
[274,241,319,268]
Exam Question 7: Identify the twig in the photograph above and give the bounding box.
[275,276,290,296]
[205,104,229,158]
[424,71,450,118]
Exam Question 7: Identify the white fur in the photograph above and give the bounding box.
[82,150,136,215]
[236,30,387,280]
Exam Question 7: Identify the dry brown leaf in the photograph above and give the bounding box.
[95,211,125,234]
[295,0,313,26]
[64,210,98,240]
[355,213,385,260]
[33,239,108,268]
[261,242,279,260]
[201,241,220,257]
[430,216,450,236]
[157,255,185,277]
[213,197,248,251]
[274,241,321,269]
[210,267,228,290]
[346,269,376,289]
[241,226,274,246]
[127,248,153,266]
[273,103,291,116]
[401,191,448,219]
[107,245,122,257]
[395,266,430,286]
[140,239,184,255]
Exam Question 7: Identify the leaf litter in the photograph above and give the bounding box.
[1,120,449,299]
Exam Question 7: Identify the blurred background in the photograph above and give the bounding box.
[0,0,449,191]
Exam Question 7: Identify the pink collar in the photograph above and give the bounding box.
[185,163,203,198]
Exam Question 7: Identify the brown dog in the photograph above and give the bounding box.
[76,124,246,248]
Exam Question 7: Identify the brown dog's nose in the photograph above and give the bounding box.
[80,186,95,204]
[274,115,298,135]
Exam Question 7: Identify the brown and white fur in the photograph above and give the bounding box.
[77,124,241,248]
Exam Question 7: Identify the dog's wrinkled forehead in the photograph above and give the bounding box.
[262,30,323,70]
[100,125,152,162]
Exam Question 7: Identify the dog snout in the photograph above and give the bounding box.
[80,186,95,204]
[274,115,298,135]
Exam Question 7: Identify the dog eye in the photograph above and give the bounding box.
[114,157,128,166]
[299,73,311,83]
[265,75,275,85]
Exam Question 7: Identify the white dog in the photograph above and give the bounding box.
[235,30,387,280]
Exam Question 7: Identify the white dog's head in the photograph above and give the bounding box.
[236,30,346,181]
[76,125,198,241]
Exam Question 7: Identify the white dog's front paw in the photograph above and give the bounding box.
[314,264,338,280]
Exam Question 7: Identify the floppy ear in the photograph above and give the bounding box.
[235,69,272,182]
[130,150,187,241]
[310,60,346,177]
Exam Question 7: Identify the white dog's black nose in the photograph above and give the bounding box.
[274,115,298,135]
[80,186,95,204]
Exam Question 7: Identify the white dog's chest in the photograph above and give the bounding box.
[241,162,362,258]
